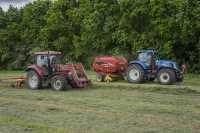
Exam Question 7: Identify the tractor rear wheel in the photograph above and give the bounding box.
[51,75,69,91]
[96,73,104,82]
[127,64,145,83]
[158,69,176,85]
[26,70,41,90]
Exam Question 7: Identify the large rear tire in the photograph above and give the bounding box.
[26,70,41,90]
[158,69,176,85]
[127,64,145,83]
[51,75,69,91]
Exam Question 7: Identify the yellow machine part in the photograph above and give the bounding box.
[104,74,113,82]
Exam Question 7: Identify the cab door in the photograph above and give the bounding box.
[138,52,153,70]
[36,55,49,76]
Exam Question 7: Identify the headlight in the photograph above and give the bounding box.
[173,63,180,70]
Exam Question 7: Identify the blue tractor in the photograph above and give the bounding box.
[126,50,183,85]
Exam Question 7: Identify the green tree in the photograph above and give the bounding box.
[0,6,22,69]
[113,0,151,59]
[40,0,78,62]
[73,0,120,64]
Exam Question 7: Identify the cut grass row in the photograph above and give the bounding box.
[0,71,199,133]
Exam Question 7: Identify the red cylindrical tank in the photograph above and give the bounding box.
[92,56,128,75]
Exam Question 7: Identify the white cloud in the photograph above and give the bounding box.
[0,0,35,11]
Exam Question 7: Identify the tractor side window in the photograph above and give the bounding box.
[37,55,48,67]
[51,56,62,64]
[154,53,160,61]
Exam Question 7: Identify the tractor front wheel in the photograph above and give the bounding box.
[26,70,41,90]
[127,64,145,83]
[51,76,69,91]
[158,69,176,85]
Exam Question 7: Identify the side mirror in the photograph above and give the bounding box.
[29,57,35,64]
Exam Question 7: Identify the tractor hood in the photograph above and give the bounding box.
[156,60,179,70]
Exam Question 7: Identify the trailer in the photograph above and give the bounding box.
[92,56,128,82]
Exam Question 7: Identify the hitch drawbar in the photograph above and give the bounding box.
[0,76,25,87]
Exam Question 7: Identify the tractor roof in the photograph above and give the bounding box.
[137,50,156,54]
[33,51,62,56]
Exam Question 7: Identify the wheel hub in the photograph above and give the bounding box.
[28,75,38,88]
[129,69,140,81]
[54,80,62,90]
[160,73,170,83]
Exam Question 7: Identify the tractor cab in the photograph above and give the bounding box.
[138,50,155,68]
[33,51,63,76]
[137,50,160,72]
[127,50,183,85]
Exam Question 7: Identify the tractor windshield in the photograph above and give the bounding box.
[138,52,152,65]
[36,55,49,67]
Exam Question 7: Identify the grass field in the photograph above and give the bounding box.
[0,71,200,133]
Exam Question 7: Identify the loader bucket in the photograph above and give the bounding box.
[65,63,91,88]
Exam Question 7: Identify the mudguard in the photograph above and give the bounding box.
[26,65,44,76]
[50,72,69,79]
[128,61,148,70]
[158,66,177,71]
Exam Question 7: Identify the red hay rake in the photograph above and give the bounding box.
[0,76,26,88]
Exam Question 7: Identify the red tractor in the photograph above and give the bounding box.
[92,56,128,82]
[26,51,90,91]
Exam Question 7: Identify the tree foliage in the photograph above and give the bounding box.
[0,0,199,72]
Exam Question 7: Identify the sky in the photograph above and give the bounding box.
[0,0,35,11]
